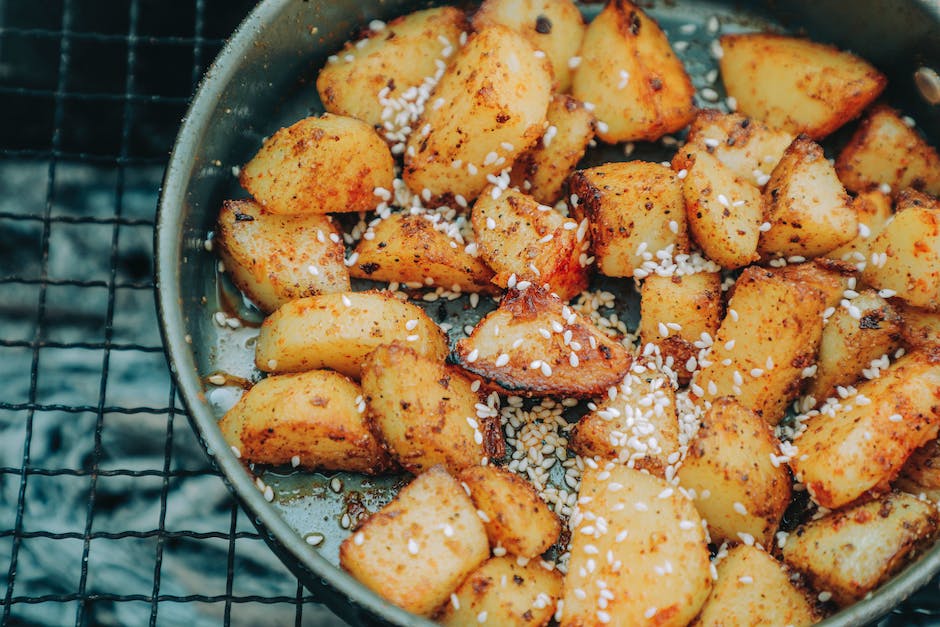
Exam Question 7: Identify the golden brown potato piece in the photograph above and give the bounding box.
[805,290,902,405]
[691,545,819,627]
[563,465,711,626]
[510,94,596,205]
[678,148,763,269]
[254,291,448,378]
[458,465,561,558]
[472,0,585,93]
[835,104,940,197]
[899,301,940,354]
[896,439,940,503]
[860,196,940,310]
[215,199,349,313]
[362,343,501,474]
[218,370,395,474]
[677,397,792,547]
[771,258,853,311]
[569,161,689,278]
[791,351,940,509]
[471,187,589,300]
[436,556,563,627]
[693,266,825,425]
[240,114,394,215]
[781,491,939,607]
[570,370,679,477]
[454,287,633,398]
[637,272,723,384]
[682,109,795,187]
[827,189,893,264]
[758,136,857,259]
[315,7,468,129]
[719,33,886,139]
[571,0,694,142]
[339,466,490,616]
[349,213,496,294]
[403,25,552,201]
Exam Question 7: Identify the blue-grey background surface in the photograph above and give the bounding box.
[0,0,938,625]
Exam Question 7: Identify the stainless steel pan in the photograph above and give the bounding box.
[156,1,940,624]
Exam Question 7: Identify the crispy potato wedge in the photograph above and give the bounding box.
[899,301,940,354]
[678,148,763,269]
[805,290,902,406]
[772,258,853,311]
[896,439,940,502]
[827,189,893,264]
[454,287,633,398]
[791,351,940,509]
[471,187,590,300]
[403,25,552,201]
[349,213,496,293]
[682,109,794,187]
[677,397,792,547]
[510,94,596,205]
[781,491,939,606]
[860,197,940,310]
[472,0,585,93]
[215,199,349,313]
[571,0,695,142]
[759,136,857,259]
[339,466,490,616]
[569,161,689,278]
[693,266,825,424]
[255,291,448,378]
[218,370,395,474]
[562,464,711,626]
[835,105,940,197]
[637,272,723,384]
[458,464,561,558]
[240,114,394,215]
[570,369,679,477]
[691,545,819,627]
[315,7,468,129]
[719,33,886,139]
[362,343,501,474]
[436,556,563,627]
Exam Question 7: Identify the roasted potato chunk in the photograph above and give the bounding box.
[693,266,825,424]
[349,213,496,294]
[458,464,561,558]
[255,291,448,378]
[719,33,886,139]
[362,343,500,474]
[563,464,711,626]
[637,271,723,384]
[791,351,940,509]
[471,187,589,300]
[403,25,552,201]
[571,0,694,142]
[758,136,857,259]
[570,369,679,477]
[899,302,940,353]
[805,290,902,406]
[677,397,792,547]
[691,545,819,627]
[835,104,940,197]
[240,114,394,215]
[683,109,794,187]
[827,189,893,264]
[896,439,940,503]
[215,199,349,313]
[454,287,633,398]
[678,148,763,269]
[339,466,490,616]
[570,161,689,278]
[781,491,939,606]
[770,258,853,311]
[315,7,468,129]
[472,0,585,93]
[510,94,596,205]
[436,556,563,627]
[218,370,395,474]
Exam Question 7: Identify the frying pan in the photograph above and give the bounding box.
[156,0,940,624]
